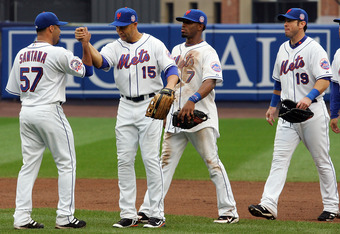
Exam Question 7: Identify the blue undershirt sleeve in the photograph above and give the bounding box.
[330,81,340,119]
[164,65,179,79]
[99,55,110,69]
[84,64,93,77]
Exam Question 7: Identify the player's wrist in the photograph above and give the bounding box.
[188,92,201,103]
[270,93,280,107]
[306,88,320,101]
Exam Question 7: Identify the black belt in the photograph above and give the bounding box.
[312,99,318,103]
[121,93,155,102]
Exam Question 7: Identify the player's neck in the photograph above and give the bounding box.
[35,35,53,45]
[290,32,305,46]
[185,38,203,47]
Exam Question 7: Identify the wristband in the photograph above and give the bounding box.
[306,88,320,101]
[188,92,201,103]
[270,94,280,107]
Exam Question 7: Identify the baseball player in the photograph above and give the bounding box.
[137,9,239,224]
[75,7,179,228]
[5,12,92,229]
[248,8,339,221]
[330,18,340,134]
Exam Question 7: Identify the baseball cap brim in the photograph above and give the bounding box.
[176,16,197,23]
[334,18,340,23]
[57,21,68,26]
[278,14,297,21]
[109,21,132,27]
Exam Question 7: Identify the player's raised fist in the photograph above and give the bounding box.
[75,27,89,42]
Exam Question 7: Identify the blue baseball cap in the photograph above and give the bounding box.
[34,12,68,30]
[278,8,308,24]
[110,7,138,27]
[176,9,207,26]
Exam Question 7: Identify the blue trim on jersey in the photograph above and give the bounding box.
[5,88,20,96]
[84,64,93,77]
[330,81,340,119]
[164,65,179,79]
[99,55,110,69]
[290,35,307,49]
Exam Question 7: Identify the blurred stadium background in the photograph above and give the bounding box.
[1,0,340,102]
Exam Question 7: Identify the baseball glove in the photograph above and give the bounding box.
[278,99,314,123]
[172,110,208,129]
[145,88,175,119]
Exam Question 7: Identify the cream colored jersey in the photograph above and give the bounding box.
[6,42,86,105]
[165,41,223,136]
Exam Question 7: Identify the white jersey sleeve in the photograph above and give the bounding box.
[331,49,340,84]
[5,42,86,105]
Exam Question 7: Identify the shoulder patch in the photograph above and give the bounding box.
[211,62,222,72]
[319,58,330,70]
[70,59,83,72]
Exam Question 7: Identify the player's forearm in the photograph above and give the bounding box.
[195,79,216,99]
[88,43,103,68]
[165,74,179,89]
[81,42,92,66]
[313,78,330,95]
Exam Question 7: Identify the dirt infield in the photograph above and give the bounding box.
[1,99,339,222]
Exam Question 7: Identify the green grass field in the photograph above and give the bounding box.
[1,117,339,233]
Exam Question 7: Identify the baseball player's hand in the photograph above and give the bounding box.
[178,101,195,123]
[330,118,340,133]
[266,106,276,126]
[75,27,91,43]
[297,97,312,110]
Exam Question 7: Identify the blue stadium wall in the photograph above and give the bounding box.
[1,24,338,101]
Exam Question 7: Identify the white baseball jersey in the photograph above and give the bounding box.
[100,33,176,97]
[272,37,332,101]
[331,49,340,84]
[165,41,223,136]
[6,42,86,105]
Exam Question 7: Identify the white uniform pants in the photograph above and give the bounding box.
[14,103,76,226]
[116,98,164,220]
[261,101,339,218]
[139,127,238,218]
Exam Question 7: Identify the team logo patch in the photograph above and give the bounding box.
[319,58,330,70]
[70,59,83,72]
[299,14,305,21]
[199,16,205,23]
[211,62,221,72]
[117,12,121,19]
[131,15,136,22]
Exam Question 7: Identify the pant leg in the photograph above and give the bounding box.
[139,132,188,216]
[13,107,45,227]
[301,102,339,213]
[43,104,77,225]
[115,100,139,219]
[188,128,238,217]
[260,119,300,218]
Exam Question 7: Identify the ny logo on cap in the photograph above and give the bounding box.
[117,12,121,19]
[185,10,191,15]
